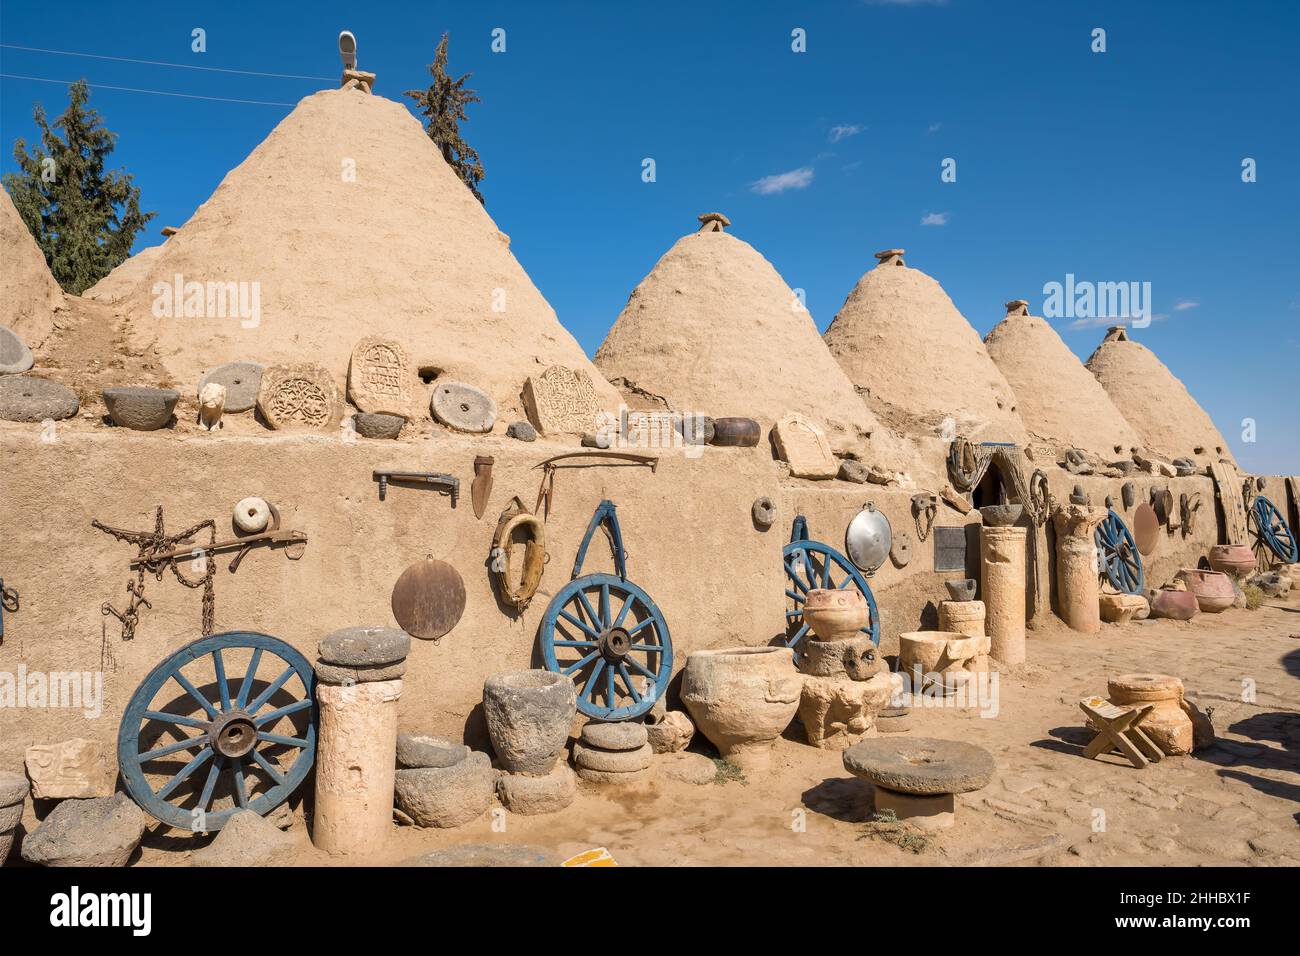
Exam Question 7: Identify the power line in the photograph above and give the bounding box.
[0,73,296,107]
[0,42,334,81]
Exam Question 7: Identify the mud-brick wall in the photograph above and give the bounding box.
[0,429,793,764]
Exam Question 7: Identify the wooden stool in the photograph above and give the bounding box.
[1079,697,1164,768]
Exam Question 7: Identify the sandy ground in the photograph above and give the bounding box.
[116,590,1300,867]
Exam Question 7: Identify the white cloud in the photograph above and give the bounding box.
[927,122,942,134]
[751,167,814,195]
[829,124,862,143]
[920,211,949,226]
[1173,299,1199,311]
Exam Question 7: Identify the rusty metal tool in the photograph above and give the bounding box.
[0,578,17,643]
[472,456,494,520]
[532,451,658,521]
[373,470,459,506]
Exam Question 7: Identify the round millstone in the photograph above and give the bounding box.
[575,765,652,786]
[102,386,180,431]
[199,362,265,413]
[842,737,994,795]
[314,658,407,685]
[506,420,537,442]
[430,381,496,433]
[352,412,404,439]
[0,326,34,375]
[0,770,30,806]
[318,626,410,667]
[580,720,649,752]
[573,741,653,774]
[397,733,468,769]
[0,375,78,422]
[496,764,576,815]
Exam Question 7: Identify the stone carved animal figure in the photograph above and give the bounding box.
[199,382,226,431]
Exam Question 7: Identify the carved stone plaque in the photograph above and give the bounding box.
[348,336,413,417]
[257,362,339,430]
[522,365,602,436]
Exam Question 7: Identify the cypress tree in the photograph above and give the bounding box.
[3,79,153,295]
[404,34,486,204]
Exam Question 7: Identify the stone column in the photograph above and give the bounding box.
[1051,505,1108,634]
[981,527,1027,665]
[312,679,401,856]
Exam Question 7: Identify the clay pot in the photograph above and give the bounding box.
[681,647,801,771]
[801,588,868,642]
[1107,674,1193,756]
[482,670,577,776]
[1208,544,1256,579]
[1174,569,1235,613]
[1148,588,1199,621]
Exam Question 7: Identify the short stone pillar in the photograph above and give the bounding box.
[938,600,986,638]
[312,680,402,855]
[980,526,1027,665]
[1051,505,1108,634]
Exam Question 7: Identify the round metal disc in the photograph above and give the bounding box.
[391,557,466,640]
[1133,503,1160,556]
[845,504,892,574]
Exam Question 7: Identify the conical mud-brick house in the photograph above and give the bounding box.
[824,250,1027,445]
[110,87,619,419]
[1085,326,1234,464]
[595,214,890,448]
[1,187,63,348]
[985,300,1142,457]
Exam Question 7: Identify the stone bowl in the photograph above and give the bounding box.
[1207,544,1256,579]
[801,588,868,642]
[944,579,977,602]
[482,670,576,776]
[352,412,404,440]
[979,504,1023,527]
[103,386,180,430]
[681,646,801,770]
[1174,568,1235,613]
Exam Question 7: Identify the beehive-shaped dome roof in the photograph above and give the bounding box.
[595,219,886,445]
[1085,326,1234,464]
[985,300,1142,457]
[111,87,619,419]
[1,186,63,347]
[823,250,1027,444]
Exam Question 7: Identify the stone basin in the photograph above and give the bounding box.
[103,386,180,431]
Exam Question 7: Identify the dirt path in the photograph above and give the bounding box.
[133,592,1300,867]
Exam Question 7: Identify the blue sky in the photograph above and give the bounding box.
[2,0,1296,472]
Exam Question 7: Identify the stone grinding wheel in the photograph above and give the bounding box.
[1133,503,1160,557]
[842,737,995,795]
[391,557,467,641]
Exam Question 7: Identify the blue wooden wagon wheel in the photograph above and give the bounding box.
[784,515,880,660]
[117,631,316,831]
[1250,495,1298,564]
[1095,509,1144,595]
[539,500,672,721]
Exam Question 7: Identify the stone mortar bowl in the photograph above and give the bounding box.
[482,670,577,776]
[353,412,405,440]
[978,504,1023,527]
[102,386,180,431]
[944,579,977,602]
[681,646,801,771]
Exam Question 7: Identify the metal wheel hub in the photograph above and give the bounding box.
[598,626,632,663]
[209,711,257,759]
